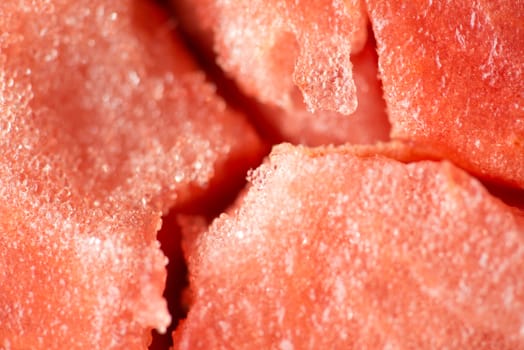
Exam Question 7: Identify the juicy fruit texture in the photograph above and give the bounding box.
[367,0,524,188]
[259,39,390,146]
[2,0,523,348]
[173,0,390,146]
[173,0,369,115]
[174,144,524,349]
[0,0,261,348]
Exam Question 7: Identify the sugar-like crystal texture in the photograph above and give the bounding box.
[0,0,261,348]
[367,0,524,188]
[174,144,524,350]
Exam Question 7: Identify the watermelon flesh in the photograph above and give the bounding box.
[257,38,390,146]
[0,0,261,348]
[173,144,524,349]
[172,0,369,115]
[173,0,390,146]
[173,0,524,186]
[1,0,523,348]
[366,0,524,188]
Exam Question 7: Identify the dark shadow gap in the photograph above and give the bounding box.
[148,2,271,349]
[149,151,262,350]
[483,180,524,213]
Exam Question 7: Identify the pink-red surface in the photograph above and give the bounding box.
[174,144,524,349]
[0,0,260,348]
[1,0,523,349]
[367,0,524,187]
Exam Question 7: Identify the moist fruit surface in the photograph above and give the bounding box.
[174,144,524,349]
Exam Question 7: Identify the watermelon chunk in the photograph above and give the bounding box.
[173,144,524,349]
[366,0,524,188]
[0,0,261,348]
[172,0,369,115]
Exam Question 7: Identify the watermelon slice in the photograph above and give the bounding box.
[0,0,261,348]
[172,0,369,115]
[366,0,524,188]
[173,143,524,349]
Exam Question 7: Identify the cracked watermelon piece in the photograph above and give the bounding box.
[366,0,524,188]
[173,144,524,349]
[0,0,261,348]
[173,0,368,115]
